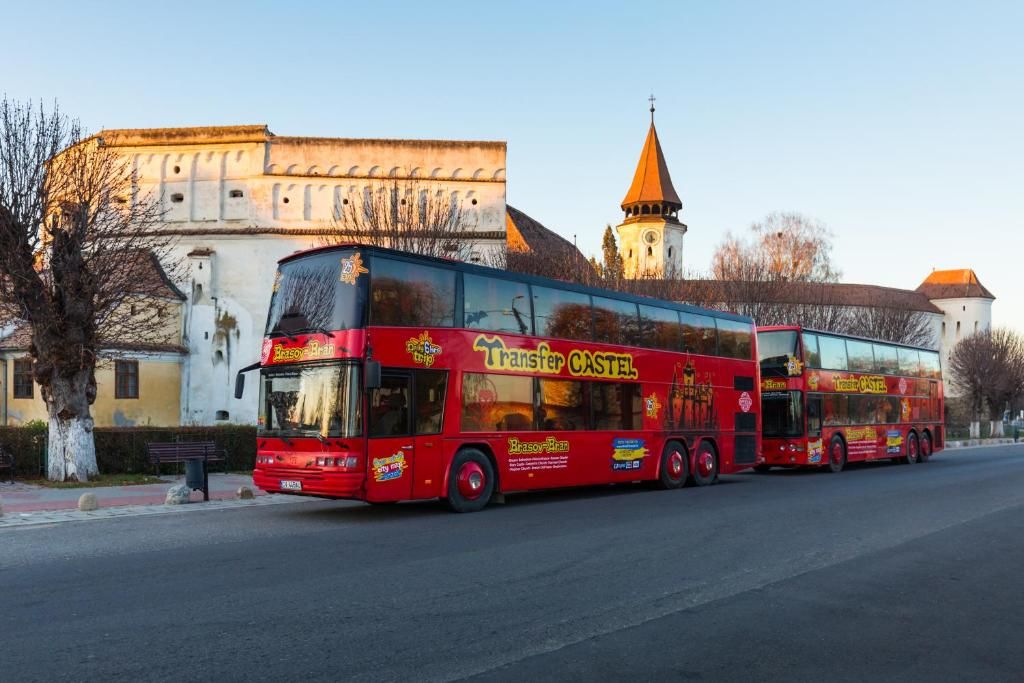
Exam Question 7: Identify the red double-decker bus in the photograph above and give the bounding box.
[237,244,762,511]
[756,325,944,472]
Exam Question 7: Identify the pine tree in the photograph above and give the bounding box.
[600,225,624,281]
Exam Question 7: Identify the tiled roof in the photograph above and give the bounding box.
[0,325,32,351]
[126,251,187,301]
[631,280,943,314]
[916,269,994,300]
[505,205,586,266]
[621,122,682,209]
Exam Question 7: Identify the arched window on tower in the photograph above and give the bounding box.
[641,205,650,215]
[668,246,673,258]
[647,246,653,256]
[652,204,660,214]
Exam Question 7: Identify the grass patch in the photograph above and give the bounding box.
[30,473,169,488]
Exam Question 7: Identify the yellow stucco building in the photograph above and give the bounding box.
[0,255,187,427]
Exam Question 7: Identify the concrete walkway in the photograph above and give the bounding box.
[0,473,265,514]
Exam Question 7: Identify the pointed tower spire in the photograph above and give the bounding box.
[620,99,682,220]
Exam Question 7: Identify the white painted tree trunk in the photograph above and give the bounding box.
[47,414,98,482]
[990,421,1004,438]
[969,421,981,439]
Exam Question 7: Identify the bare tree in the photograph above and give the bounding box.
[712,211,840,284]
[845,306,936,348]
[321,177,479,260]
[0,98,179,481]
[948,328,1024,437]
[709,212,843,326]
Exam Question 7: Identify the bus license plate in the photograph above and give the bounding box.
[280,480,302,491]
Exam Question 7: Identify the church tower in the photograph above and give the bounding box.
[616,99,687,278]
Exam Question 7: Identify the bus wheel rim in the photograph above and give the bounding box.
[457,462,486,500]
[698,452,714,477]
[832,443,842,464]
[669,451,684,478]
[910,438,918,460]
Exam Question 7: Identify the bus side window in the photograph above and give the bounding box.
[414,370,447,435]
[802,333,821,368]
[807,395,823,437]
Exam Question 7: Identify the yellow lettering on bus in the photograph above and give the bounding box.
[567,349,639,380]
[472,335,566,374]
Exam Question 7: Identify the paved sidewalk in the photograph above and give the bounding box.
[0,473,266,514]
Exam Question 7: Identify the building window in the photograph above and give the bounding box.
[13,358,33,399]
[941,322,946,337]
[115,360,140,399]
[956,321,961,337]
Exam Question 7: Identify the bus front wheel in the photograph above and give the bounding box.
[827,436,846,473]
[445,449,495,513]
[689,442,718,487]
[657,441,689,489]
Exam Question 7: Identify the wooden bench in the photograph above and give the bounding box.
[146,441,227,501]
[0,447,13,484]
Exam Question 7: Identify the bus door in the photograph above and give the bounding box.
[366,371,415,500]
[806,394,824,462]
[411,370,448,499]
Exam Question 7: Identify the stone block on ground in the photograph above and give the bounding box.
[78,492,99,511]
[165,484,191,505]
[236,486,255,500]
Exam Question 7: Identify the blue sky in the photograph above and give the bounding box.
[4,0,1021,331]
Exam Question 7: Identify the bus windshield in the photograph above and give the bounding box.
[266,249,368,337]
[258,363,363,438]
[758,330,799,376]
[762,390,804,438]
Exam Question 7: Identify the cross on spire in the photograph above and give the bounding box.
[648,93,656,122]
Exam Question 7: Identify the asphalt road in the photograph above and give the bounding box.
[3,444,1024,682]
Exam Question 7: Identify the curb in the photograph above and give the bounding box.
[945,439,1021,449]
[0,494,317,530]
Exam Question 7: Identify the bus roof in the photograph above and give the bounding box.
[279,243,755,325]
[757,324,939,353]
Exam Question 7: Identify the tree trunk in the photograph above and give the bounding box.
[969,421,980,439]
[991,421,1004,438]
[45,373,98,482]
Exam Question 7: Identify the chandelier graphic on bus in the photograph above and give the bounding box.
[665,359,717,430]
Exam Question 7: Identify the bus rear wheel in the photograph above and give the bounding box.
[903,432,920,464]
[920,432,932,462]
[445,449,495,513]
[827,436,846,473]
[689,441,718,487]
[658,441,688,489]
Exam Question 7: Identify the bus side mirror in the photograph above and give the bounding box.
[234,362,261,400]
[365,360,381,391]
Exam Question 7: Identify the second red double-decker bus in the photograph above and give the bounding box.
[757,325,944,472]
[238,244,762,512]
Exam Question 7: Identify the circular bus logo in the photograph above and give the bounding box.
[739,391,753,413]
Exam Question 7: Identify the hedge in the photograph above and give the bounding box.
[0,425,256,479]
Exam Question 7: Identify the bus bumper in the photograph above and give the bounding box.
[253,467,365,499]
[762,438,823,466]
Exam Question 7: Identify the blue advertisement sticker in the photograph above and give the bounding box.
[611,438,648,471]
